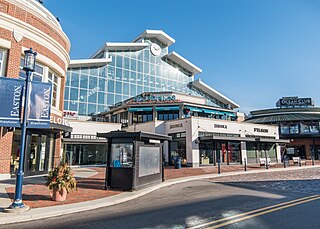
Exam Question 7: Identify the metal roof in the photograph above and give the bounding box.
[164,51,202,75]
[246,113,320,124]
[191,79,240,109]
[132,30,176,47]
[97,131,172,141]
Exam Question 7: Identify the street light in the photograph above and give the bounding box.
[8,48,37,212]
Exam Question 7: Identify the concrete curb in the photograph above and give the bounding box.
[0,165,319,225]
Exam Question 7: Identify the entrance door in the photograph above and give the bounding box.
[25,133,51,176]
[216,142,228,164]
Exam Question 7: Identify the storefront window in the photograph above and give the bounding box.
[65,144,107,165]
[289,123,299,134]
[11,131,55,176]
[110,143,133,168]
[132,112,153,124]
[301,122,319,134]
[157,111,179,121]
[169,132,187,166]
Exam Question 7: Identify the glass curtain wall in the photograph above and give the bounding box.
[65,39,226,116]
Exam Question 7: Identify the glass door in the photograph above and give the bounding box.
[25,133,53,176]
[216,142,228,164]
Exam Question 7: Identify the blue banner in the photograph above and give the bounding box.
[0,77,24,127]
[27,81,52,129]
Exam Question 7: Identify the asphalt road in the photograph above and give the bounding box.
[2,171,320,229]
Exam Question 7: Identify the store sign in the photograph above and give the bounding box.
[214,124,227,129]
[63,110,78,118]
[170,123,183,129]
[0,77,24,127]
[276,97,313,107]
[128,93,179,105]
[28,81,52,128]
[50,115,70,126]
[254,128,268,133]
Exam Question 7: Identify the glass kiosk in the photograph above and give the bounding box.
[97,131,171,191]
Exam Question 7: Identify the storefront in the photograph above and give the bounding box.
[246,97,320,160]
[10,122,72,177]
[124,115,286,167]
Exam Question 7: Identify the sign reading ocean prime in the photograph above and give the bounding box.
[0,77,24,127]
[28,81,52,128]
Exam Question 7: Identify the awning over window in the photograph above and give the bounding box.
[128,107,153,112]
[155,106,180,111]
[202,108,224,115]
[226,113,237,117]
[184,106,202,113]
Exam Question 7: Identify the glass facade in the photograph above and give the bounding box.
[280,122,320,135]
[65,144,107,166]
[65,39,225,116]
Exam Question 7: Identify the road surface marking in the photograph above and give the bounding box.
[188,195,319,229]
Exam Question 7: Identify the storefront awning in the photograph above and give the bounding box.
[128,107,153,112]
[155,106,180,111]
[50,123,73,132]
[199,135,290,143]
[202,108,224,115]
[184,106,202,113]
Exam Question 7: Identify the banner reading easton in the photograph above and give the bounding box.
[0,77,24,127]
[27,81,52,128]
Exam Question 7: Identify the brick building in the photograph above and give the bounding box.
[0,0,71,179]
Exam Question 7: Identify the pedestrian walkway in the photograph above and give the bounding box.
[0,162,319,225]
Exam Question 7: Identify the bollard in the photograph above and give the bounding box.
[312,155,315,166]
[283,158,286,168]
[218,159,221,174]
[265,157,269,170]
[244,158,247,171]
[299,157,301,167]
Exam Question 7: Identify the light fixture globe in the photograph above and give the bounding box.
[23,48,37,72]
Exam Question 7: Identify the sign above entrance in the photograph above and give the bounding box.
[214,124,227,129]
[127,93,180,105]
[276,97,314,108]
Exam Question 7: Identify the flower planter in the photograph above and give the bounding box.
[52,187,67,202]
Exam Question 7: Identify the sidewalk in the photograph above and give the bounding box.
[0,163,319,225]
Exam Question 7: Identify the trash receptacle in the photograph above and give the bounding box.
[174,157,181,169]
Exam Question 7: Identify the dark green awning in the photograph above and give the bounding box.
[155,106,180,111]
[128,107,153,112]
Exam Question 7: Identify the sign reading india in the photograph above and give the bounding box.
[128,93,179,105]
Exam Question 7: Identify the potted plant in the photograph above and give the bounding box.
[45,163,77,201]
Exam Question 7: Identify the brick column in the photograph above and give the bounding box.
[0,33,22,176]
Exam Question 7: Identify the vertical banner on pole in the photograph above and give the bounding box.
[27,81,52,128]
[0,77,24,127]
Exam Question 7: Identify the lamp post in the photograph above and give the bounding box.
[8,48,37,211]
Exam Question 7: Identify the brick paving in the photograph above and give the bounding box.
[5,167,120,209]
[209,167,320,194]
[4,163,320,209]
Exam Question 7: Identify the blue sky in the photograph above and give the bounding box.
[45,0,320,113]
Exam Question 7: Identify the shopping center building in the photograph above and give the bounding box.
[0,0,71,179]
[246,97,320,160]
[64,30,286,167]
